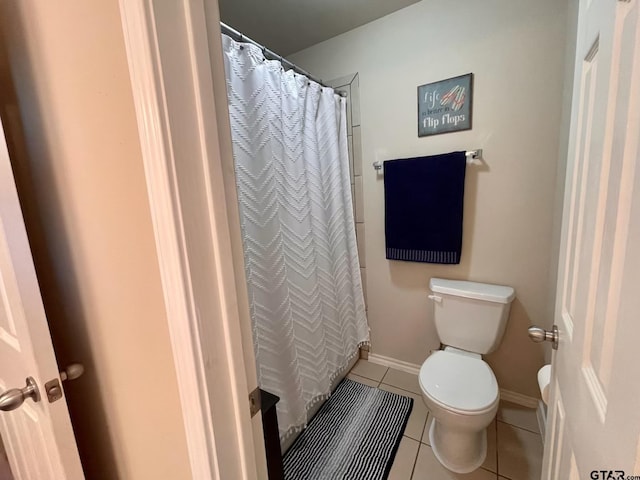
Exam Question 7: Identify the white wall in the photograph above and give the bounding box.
[291,0,570,397]
[0,1,192,478]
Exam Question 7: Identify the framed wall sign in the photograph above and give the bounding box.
[418,73,473,137]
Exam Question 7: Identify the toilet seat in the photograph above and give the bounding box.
[419,350,499,414]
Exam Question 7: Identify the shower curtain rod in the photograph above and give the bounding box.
[220,22,345,96]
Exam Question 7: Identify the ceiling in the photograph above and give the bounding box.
[218,0,421,56]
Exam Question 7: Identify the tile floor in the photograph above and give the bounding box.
[347,360,544,480]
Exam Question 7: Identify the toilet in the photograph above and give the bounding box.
[419,278,515,473]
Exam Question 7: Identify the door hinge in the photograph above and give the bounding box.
[249,387,261,417]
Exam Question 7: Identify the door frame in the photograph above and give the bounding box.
[118,1,265,478]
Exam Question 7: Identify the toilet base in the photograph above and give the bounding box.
[428,418,487,474]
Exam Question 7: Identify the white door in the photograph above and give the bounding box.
[543,0,640,478]
[0,116,84,479]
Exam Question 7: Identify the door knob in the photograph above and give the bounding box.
[44,364,85,404]
[528,325,559,350]
[0,377,40,411]
[60,363,84,382]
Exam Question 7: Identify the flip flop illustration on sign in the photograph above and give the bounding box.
[452,87,466,111]
[440,85,460,107]
[440,84,466,111]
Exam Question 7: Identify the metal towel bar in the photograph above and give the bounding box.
[372,149,483,172]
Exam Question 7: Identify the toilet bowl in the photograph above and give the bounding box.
[419,348,499,473]
[420,278,514,473]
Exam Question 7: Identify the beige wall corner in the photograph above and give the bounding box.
[0,1,191,478]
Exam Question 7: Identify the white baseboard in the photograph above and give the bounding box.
[536,400,547,443]
[367,353,421,376]
[368,353,542,411]
[499,389,540,409]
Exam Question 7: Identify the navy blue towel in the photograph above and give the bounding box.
[384,152,466,264]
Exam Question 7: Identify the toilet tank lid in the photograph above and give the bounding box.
[430,278,515,304]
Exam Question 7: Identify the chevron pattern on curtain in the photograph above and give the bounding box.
[222,35,370,441]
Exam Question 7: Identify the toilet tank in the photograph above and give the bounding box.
[429,278,515,354]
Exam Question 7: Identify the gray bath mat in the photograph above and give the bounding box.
[283,378,413,480]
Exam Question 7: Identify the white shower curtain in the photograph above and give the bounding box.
[222,35,370,441]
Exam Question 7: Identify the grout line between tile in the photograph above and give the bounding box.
[497,419,541,436]
[349,373,374,384]
[379,382,418,396]
[478,467,498,479]
[419,412,429,445]
[409,439,421,480]
[493,419,499,477]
